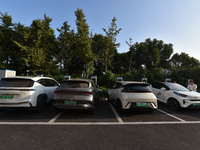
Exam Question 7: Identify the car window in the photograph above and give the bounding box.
[164,82,189,91]
[152,82,169,89]
[45,79,53,86]
[60,81,89,88]
[0,78,34,87]
[51,79,59,86]
[37,79,46,86]
[123,84,152,92]
[38,79,58,87]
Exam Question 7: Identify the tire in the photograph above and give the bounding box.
[88,101,96,114]
[36,96,47,112]
[167,99,180,110]
[116,99,123,113]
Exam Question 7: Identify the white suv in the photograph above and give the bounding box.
[108,81,157,112]
[150,82,200,110]
[0,76,59,111]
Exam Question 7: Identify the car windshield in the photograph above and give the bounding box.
[164,83,189,91]
[0,78,34,87]
[123,83,152,92]
[60,81,89,88]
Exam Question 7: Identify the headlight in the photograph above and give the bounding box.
[173,91,187,97]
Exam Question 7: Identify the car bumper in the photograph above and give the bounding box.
[0,100,32,107]
[52,99,93,110]
[181,99,200,108]
[124,102,158,110]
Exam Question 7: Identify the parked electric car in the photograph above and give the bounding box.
[0,76,59,111]
[150,82,200,110]
[53,79,98,113]
[108,81,157,113]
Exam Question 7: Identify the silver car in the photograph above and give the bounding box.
[53,79,98,113]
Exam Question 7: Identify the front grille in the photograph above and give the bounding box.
[189,99,200,101]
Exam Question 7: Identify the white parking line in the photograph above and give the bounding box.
[1,121,200,125]
[48,110,64,123]
[109,103,123,124]
[157,109,186,122]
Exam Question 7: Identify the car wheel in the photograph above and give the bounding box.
[168,99,180,110]
[116,99,123,112]
[89,102,96,114]
[36,96,47,112]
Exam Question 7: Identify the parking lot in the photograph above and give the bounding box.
[1,100,200,150]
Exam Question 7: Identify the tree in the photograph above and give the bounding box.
[132,38,173,70]
[74,8,95,77]
[92,34,114,75]
[126,38,139,73]
[170,52,200,68]
[103,17,122,46]
[13,14,59,76]
[102,17,122,72]
[0,12,15,69]
[57,21,75,75]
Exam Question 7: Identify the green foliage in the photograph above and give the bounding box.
[98,86,108,98]
[98,71,116,88]
[92,34,115,75]
[52,74,64,83]
[74,8,95,77]
[102,17,121,72]
[170,52,200,69]
[57,21,75,75]
[102,17,122,46]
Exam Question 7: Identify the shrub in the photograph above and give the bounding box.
[98,87,108,98]
[98,71,116,88]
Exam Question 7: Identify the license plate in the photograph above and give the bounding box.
[136,102,148,107]
[0,96,14,99]
[193,103,200,107]
[64,101,77,106]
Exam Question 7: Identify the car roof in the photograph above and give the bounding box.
[2,76,54,81]
[116,81,149,85]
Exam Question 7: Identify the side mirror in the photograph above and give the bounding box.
[161,87,166,91]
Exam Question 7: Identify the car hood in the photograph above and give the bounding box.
[175,91,200,98]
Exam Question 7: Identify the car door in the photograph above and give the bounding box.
[109,83,122,102]
[46,79,59,100]
[151,83,165,102]
[39,79,58,101]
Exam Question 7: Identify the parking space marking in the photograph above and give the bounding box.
[109,103,123,123]
[157,109,186,122]
[1,121,200,125]
[48,110,65,123]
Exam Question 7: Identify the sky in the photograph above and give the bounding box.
[1,0,200,60]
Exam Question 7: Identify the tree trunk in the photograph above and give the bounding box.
[105,48,108,73]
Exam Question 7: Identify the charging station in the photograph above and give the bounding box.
[64,75,71,80]
[91,75,97,85]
